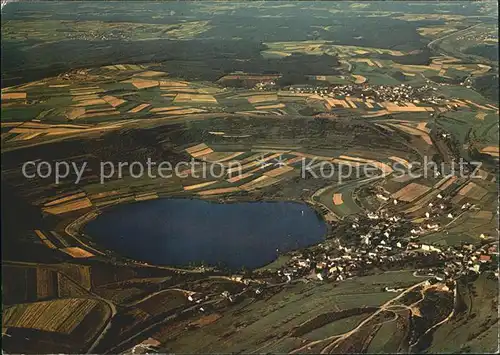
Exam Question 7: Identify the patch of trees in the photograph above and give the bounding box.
[472,73,499,102]
[379,48,432,66]
[464,44,499,62]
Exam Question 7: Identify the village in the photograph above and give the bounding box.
[258,179,497,290]
[267,211,497,288]
[250,79,483,115]
[161,168,498,316]
[275,82,445,107]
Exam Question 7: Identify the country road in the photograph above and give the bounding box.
[408,285,457,351]
[289,279,430,354]
[427,23,483,58]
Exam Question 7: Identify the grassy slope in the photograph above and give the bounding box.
[426,272,499,353]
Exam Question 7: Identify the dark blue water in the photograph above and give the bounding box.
[85,199,326,270]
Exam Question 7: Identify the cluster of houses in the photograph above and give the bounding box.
[281,83,446,106]
[264,199,497,287]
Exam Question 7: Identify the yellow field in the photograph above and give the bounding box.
[473,211,493,220]
[79,111,120,119]
[36,267,56,299]
[44,192,87,207]
[293,152,334,161]
[363,110,390,118]
[436,176,457,191]
[186,143,209,154]
[416,122,430,132]
[9,122,86,136]
[85,107,118,114]
[338,155,393,174]
[325,98,350,109]
[255,103,286,110]
[402,190,442,214]
[42,197,93,215]
[174,93,217,104]
[202,152,245,163]
[34,230,57,249]
[135,192,158,201]
[388,123,433,145]
[246,163,272,174]
[160,108,206,115]
[475,169,489,180]
[352,74,367,84]
[463,100,495,111]
[150,106,182,112]
[233,160,260,173]
[190,147,214,158]
[227,172,253,183]
[102,95,126,107]
[73,99,107,107]
[383,102,433,112]
[183,181,217,191]
[3,92,27,100]
[352,58,375,66]
[333,193,343,205]
[61,247,95,258]
[58,264,92,290]
[2,298,105,334]
[418,27,454,37]
[393,63,430,73]
[392,182,431,202]
[189,313,222,327]
[457,182,488,200]
[473,111,487,120]
[70,86,100,91]
[451,99,468,107]
[364,100,375,109]
[129,79,159,89]
[198,187,241,196]
[481,146,499,157]
[72,94,101,102]
[159,80,189,87]
[208,131,225,135]
[338,155,370,163]
[128,103,151,113]
[7,132,44,142]
[395,13,465,21]
[345,98,357,108]
[166,89,200,96]
[262,50,291,57]
[281,156,303,166]
[371,161,394,175]
[241,175,280,191]
[133,70,167,77]
[263,165,294,178]
[71,89,103,96]
[247,94,278,104]
[103,64,143,71]
[389,156,410,169]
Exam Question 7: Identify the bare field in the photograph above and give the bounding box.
[392,182,431,202]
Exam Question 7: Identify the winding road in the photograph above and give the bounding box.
[289,279,430,354]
